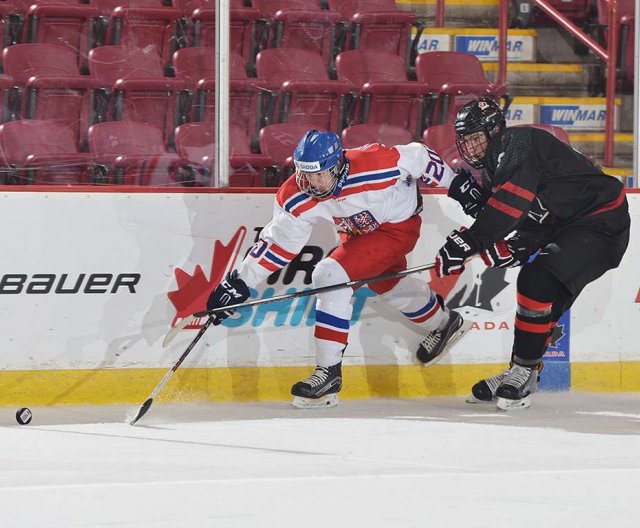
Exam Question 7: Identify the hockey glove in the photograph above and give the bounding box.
[447,169,490,219]
[435,229,479,277]
[206,270,250,325]
[480,236,531,269]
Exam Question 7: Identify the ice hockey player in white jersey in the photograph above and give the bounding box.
[206,130,472,408]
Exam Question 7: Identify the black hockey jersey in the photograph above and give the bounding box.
[468,126,629,249]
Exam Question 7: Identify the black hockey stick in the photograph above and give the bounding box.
[162,261,437,348]
[130,317,215,425]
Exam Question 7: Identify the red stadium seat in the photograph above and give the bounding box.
[252,0,342,77]
[173,46,248,84]
[258,122,316,182]
[22,3,101,73]
[0,119,94,184]
[88,45,189,143]
[87,121,186,186]
[104,5,183,74]
[327,0,420,67]
[2,43,98,147]
[341,123,413,148]
[186,4,266,76]
[255,47,353,132]
[174,121,277,186]
[335,49,428,137]
[511,0,593,28]
[415,51,507,126]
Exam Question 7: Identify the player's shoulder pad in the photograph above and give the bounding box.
[276,174,303,207]
[345,143,400,173]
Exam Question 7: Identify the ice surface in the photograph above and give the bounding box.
[1,393,639,528]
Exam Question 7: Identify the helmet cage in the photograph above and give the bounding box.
[295,164,341,198]
[454,98,505,168]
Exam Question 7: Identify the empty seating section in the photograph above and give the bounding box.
[256,47,352,132]
[335,49,428,137]
[0,2,617,187]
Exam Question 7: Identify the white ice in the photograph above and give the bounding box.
[1,393,640,528]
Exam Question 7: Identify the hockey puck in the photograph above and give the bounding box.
[16,407,32,425]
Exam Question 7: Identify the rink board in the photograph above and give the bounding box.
[0,189,637,405]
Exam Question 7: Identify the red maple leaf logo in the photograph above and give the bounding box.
[167,226,247,327]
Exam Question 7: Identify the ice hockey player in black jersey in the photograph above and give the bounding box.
[437,97,630,410]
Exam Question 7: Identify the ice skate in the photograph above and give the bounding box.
[291,363,342,409]
[495,363,541,411]
[466,368,511,404]
[416,310,471,365]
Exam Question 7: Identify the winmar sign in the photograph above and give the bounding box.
[0,273,140,294]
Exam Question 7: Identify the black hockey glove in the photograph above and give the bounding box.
[206,270,250,325]
[447,169,490,219]
[480,236,531,268]
[435,229,479,277]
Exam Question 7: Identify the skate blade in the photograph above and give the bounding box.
[466,394,495,404]
[291,393,339,409]
[496,395,532,411]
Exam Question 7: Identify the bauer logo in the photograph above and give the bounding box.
[0,273,140,294]
[539,105,606,130]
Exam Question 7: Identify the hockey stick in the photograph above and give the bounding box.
[162,261,437,348]
[130,317,215,425]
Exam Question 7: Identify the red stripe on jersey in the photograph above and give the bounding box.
[346,144,400,174]
[339,178,397,197]
[487,196,523,218]
[517,293,553,312]
[588,189,625,216]
[276,175,301,208]
[314,326,349,344]
[270,243,296,260]
[500,182,535,201]
[290,198,318,217]
[258,258,280,272]
[515,318,551,334]
[412,302,440,323]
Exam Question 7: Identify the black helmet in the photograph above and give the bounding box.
[454,98,506,168]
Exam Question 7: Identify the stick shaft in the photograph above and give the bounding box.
[193,262,435,318]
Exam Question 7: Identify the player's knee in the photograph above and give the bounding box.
[312,258,350,289]
[517,263,564,300]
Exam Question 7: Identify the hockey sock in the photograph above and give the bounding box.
[380,276,446,332]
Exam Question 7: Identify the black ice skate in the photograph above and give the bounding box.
[416,310,471,365]
[495,363,541,411]
[291,363,342,409]
[466,368,511,404]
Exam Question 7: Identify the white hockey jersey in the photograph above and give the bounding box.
[238,142,456,288]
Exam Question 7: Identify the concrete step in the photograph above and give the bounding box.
[482,63,594,96]
[399,0,499,27]
[569,133,634,167]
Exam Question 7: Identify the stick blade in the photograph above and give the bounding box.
[162,316,196,348]
[130,397,154,425]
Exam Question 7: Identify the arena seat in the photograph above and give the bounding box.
[173,47,248,84]
[252,0,342,78]
[335,49,428,137]
[327,0,420,69]
[87,121,185,186]
[258,122,316,182]
[185,4,266,76]
[174,121,277,187]
[0,119,94,184]
[20,3,101,73]
[341,123,413,148]
[2,43,98,148]
[415,51,507,127]
[255,47,353,132]
[88,45,189,143]
[103,5,183,75]
[511,0,593,28]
